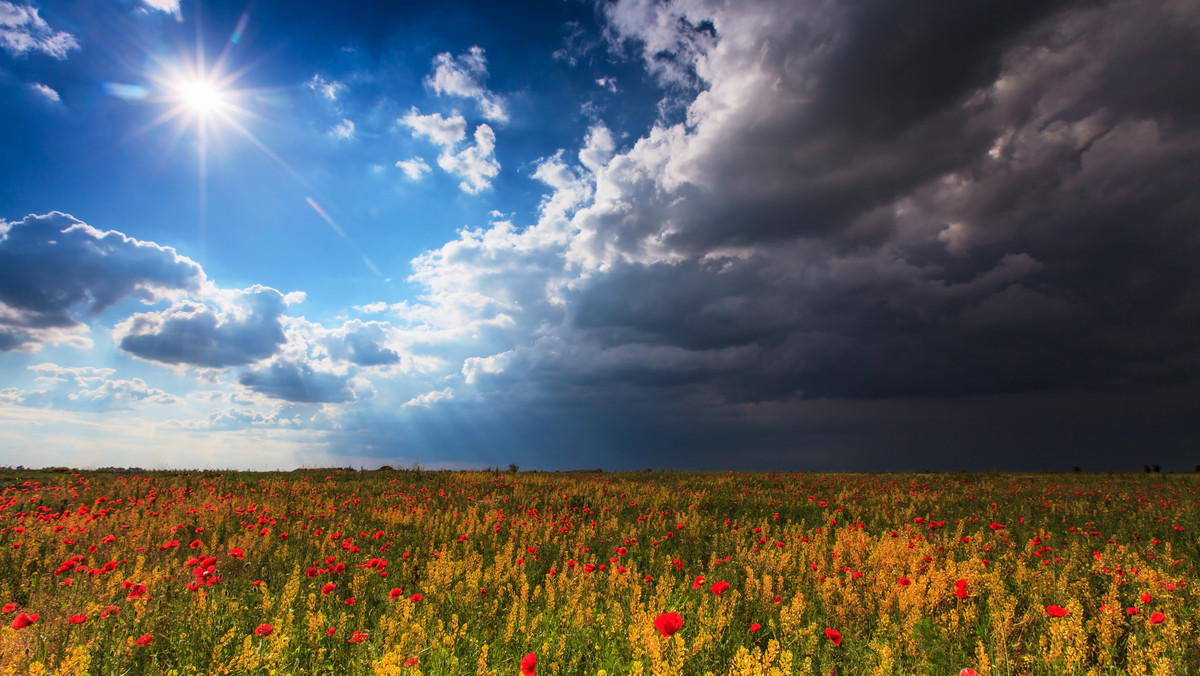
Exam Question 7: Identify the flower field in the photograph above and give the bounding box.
[1,468,1198,675]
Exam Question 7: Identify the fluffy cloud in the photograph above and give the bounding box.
[9,363,178,411]
[426,46,508,123]
[0,2,78,59]
[396,157,431,180]
[402,109,500,193]
[115,285,289,368]
[0,212,204,351]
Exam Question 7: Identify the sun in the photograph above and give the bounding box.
[176,78,225,114]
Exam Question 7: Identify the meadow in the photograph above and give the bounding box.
[0,467,1196,675]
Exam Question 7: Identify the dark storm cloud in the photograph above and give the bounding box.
[237,360,355,403]
[557,0,1200,403]
[0,212,203,350]
[116,286,288,367]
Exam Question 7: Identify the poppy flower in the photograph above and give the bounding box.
[348,629,368,643]
[1046,605,1068,617]
[68,614,86,624]
[389,588,403,600]
[960,670,978,676]
[825,628,842,646]
[692,575,706,589]
[410,593,423,602]
[955,585,969,599]
[898,577,911,587]
[322,583,336,596]
[327,627,336,637]
[11,612,37,629]
[654,611,683,637]
[344,597,356,605]
[750,623,761,633]
[1,603,15,613]
[1140,593,1152,604]
[1150,612,1165,624]
[711,581,730,596]
[135,633,152,646]
[520,652,537,676]
[1127,607,1138,615]
[254,623,274,637]
[404,656,419,666]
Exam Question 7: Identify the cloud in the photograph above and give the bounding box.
[140,0,180,13]
[425,46,508,123]
[317,319,401,366]
[402,109,500,193]
[8,363,178,411]
[396,157,431,180]
[331,118,355,139]
[386,0,1200,422]
[115,285,289,368]
[402,108,466,147]
[0,212,204,351]
[30,82,58,101]
[403,387,453,408]
[237,360,356,403]
[0,2,78,59]
[308,74,346,101]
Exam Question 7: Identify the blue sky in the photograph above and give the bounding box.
[3,0,1199,472]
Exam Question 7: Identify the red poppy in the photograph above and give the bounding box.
[11,612,37,629]
[1140,593,1152,604]
[389,588,403,600]
[322,583,336,596]
[1046,605,1068,617]
[960,669,978,676]
[68,614,86,624]
[772,595,782,604]
[711,581,730,596]
[825,628,842,646]
[654,611,683,637]
[520,652,537,676]
[750,623,761,633]
[410,593,423,602]
[327,627,336,637]
[1,603,15,613]
[404,656,419,667]
[254,623,274,636]
[955,585,969,599]
[348,629,368,643]
[692,575,705,589]
[135,633,152,646]
[100,605,120,618]
[344,597,356,605]
[1127,607,1138,615]
[898,577,911,587]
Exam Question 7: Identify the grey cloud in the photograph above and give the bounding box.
[319,320,400,366]
[0,212,204,351]
[116,286,288,367]
[237,360,355,403]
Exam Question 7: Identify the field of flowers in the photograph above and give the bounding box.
[0,467,1198,675]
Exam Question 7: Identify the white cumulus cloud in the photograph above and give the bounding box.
[0,2,78,59]
[426,46,508,123]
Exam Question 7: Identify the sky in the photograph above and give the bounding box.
[1,0,1199,472]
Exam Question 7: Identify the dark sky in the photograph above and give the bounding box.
[1,0,1198,472]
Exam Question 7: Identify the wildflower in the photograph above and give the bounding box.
[327,627,336,637]
[693,575,706,589]
[68,614,86,624]
[344,597,356,605]
[403,656,419,667]
[1,603,15,613]
[520,652,537,676]
[410,593,423,602]
[322,583,336,596]
[11,612,37,629]
[348,629,368,643]
[1046,605,1068,617]
[254,623,274,636]
[825,627,842,646]
[711,581,730,596]
[898,577,911,587]
[1140,593,1152,604]
[135,633,152,646]
[654,612,683,637]
[960,670,978,676]
[750,623,761,633]
[389,588,403,600]
[1150,612,1165,624]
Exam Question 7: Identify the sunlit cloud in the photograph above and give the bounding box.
[0,1,78,59]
